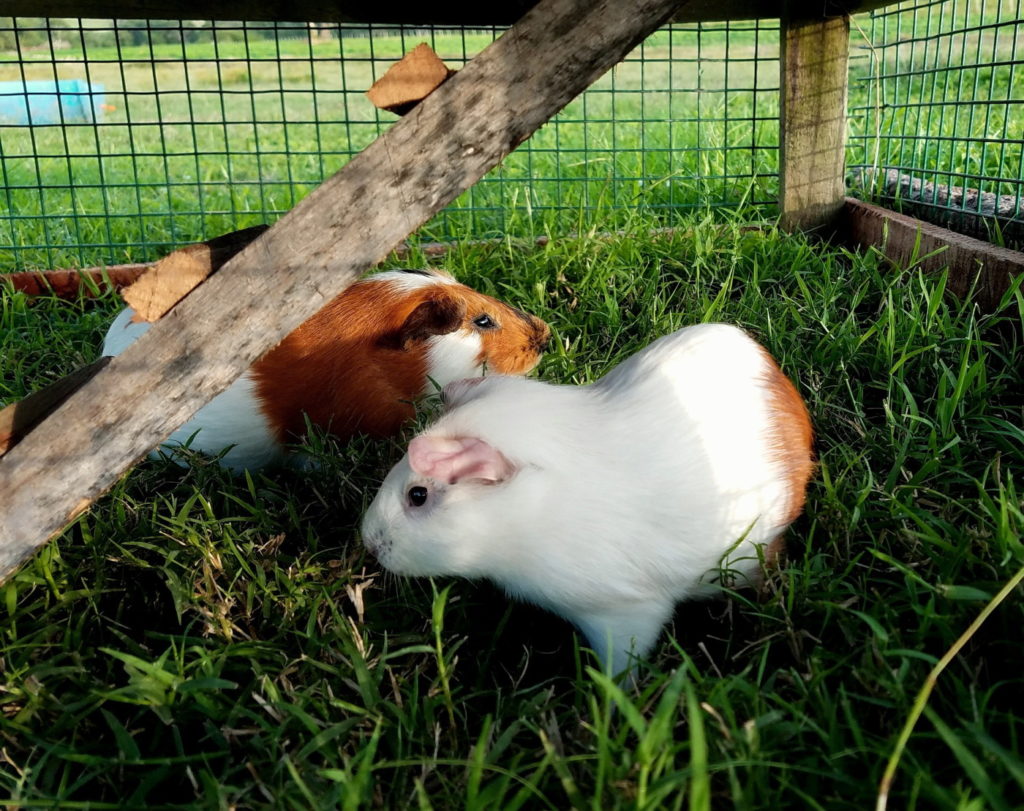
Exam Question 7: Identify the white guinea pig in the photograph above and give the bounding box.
[360,323,814,674]
[102,268,550,472]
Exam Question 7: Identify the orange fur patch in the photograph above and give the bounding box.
[758,347,815,561]
[250,274,549,445]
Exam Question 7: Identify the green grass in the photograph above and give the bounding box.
[2,205,1024,809]
[1,3,1023,804]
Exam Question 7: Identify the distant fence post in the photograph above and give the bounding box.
[778,7,850,232]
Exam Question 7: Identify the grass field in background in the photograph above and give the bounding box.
[1,23,783,270]
[2,7,1022,271]
[2,208,1024,809]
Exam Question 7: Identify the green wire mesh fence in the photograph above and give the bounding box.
[0,17,781,272]
[0,1,1021,273]
[848,0,1024,248]
[0,18,781,272]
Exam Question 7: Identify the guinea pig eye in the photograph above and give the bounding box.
[472,314,496,330]
[407,486,429,507]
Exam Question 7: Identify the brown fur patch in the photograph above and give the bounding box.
[250,275,549,444]
[757,346,815,559]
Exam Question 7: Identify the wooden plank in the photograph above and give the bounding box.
[7,0,904,25]
[0,0,688,582]
[778,8,850,232]
[2,264,151,299]
[842,197,1024,313]
[0,359,111,458]
[850,168,1024,247]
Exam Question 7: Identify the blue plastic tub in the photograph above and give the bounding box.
[0,79,106,125]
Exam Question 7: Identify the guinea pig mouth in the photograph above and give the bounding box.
[362,531,392,562]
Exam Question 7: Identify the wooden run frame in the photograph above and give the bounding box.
[1,0,1022,581]
[0,0,694,580]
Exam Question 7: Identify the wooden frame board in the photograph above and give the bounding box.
[0,0,688,581]
[8,0,903,25]
[841,197,1024,312]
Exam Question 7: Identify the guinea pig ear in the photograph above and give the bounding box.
[440,377,486,410]
[394,293,466,349]
[408,435,515,485]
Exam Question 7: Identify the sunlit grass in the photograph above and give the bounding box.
[2,206,1023,808]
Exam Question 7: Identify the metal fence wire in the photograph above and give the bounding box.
[0,17,780,272]
[0,1,1021,273]
[848,0,1024,248]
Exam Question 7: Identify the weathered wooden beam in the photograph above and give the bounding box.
[850,168,1024,247]
[842,197,1024,313]
[2,264,151,299]
[778,8,850,232]
[7,0,903,25]
[0,359,111,458]
[0,0,688,582]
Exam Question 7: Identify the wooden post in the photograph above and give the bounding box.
[0,0,687,582]
[778,8,850,232]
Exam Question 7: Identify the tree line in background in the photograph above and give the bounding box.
[0,19,394,52]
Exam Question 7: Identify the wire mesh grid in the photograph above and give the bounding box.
[0,17,781,272]
[848,0,1024,247]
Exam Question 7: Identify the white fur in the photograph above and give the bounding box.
[366,268,457,294]
[100,306,152,357]
[101,307,281,473]
[423,330,484,394]
[361,324,809,675]
[98,269,523,472]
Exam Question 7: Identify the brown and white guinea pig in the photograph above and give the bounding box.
[361,323,813,675]
[101,268,551,472]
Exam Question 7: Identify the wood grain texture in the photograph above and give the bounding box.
[9,0,903,24]
[0,359,112,458]
[0,0,687,582]
[842,197,1024,312]
[779,9,850,232]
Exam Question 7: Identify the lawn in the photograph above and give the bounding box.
[2,207,1024,808]
[2,2,1024,808]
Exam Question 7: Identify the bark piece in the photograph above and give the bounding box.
[121,225,270,322]
[367,43,456,115]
